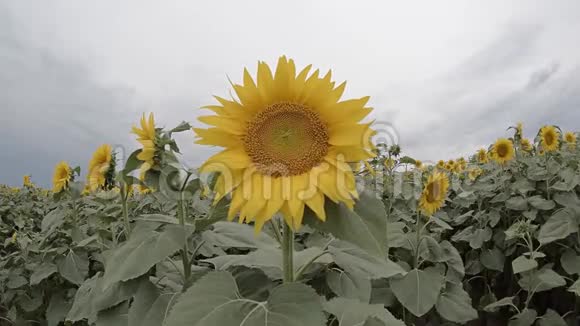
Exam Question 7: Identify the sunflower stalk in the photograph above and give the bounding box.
[178,172,193,291]
[282,222,295,283]
[120,186,132,238]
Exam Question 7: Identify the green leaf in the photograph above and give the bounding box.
[30,262,58,285]
[67,275,100,322]
[480,248,505,272]
[518,266,566,292]
[440,241,465,283]
[326,270,371,303]
[469,227,492,249]
[435,283,478,323]
[483,296,515,312]
[512,255,538,274]
[560,250,580,275]
[329,241,405,279]
[390,267,444,317]
[123,150,143,174]
[554,192,580,211]
[47,292,72,326]
[305,190,386,257]
[506,196,528,211]
[42,208,65,234]
[57,249,89,285]
[538,208,578,245]
[202,222,277,249]
[164,271,326,326]
[324,297,404,326]
[538,309,567,326]
[169,121,192,134]
[387,221,406,248]
[419,236,446,263]
[527,196,555,210]
[92,277,142,312]
[129,280,175,326]
[509,309,537,326]
[568,279,580,296]
[96,302,129,326]
[102,224,194,289]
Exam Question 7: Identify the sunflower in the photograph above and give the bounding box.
[516,122,523,138]
[52,161,71,193]
[468,168,482,181]
[476,149,488,163]
[445,160,455,171]
[491,138,515,164]
[419,171,449,216]
[23,175,32,187]
[88,144,114,191]
[539,125,560,152]
[414,160,423,170]
[436,160,446,169]
[519,138,532,152]
[195,56,375,232]
[132,113,157,173]
[564,131,577,150]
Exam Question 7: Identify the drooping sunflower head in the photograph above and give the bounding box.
[491,138,515,164]
[88,144,116,191]
[132,113,158,173]
[419,171,449,216]
[516,122,523,138]
[195,56,375,232]
[52,161,72,193]
[520,138,533,152]
[476,148,488,163]
[23,175,32,187]
[539,125,560,152]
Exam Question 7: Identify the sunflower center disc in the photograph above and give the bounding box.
[244,102,329,177]
[497,144,508,157]
[426,182,440,203]
[544,132,554,145]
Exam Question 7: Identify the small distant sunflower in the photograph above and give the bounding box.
[419,171,449,216]
[88,144,115,191]
[23,175,32,187]
[52,161,72,193]
[195,56,375,232]
[520,138,533,152]
[491,138,515,164]
[538,149,545,156]
[132,113,157,174]
[445,160,455,171]
[452,163,463,174]
[539,125,560,152]
[468,168,482,181]
[564,131,577,150]
[457,157,466,170]
[436,160,446,169]
[414,160,423,170]
[476,149,488,163]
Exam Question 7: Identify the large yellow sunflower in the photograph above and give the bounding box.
[53,161,71,193]
[476,148,488,163]
[88,144,113,191]
[539,125,560,152]
[419,171,449,216]
[491,138,515,164]
[132,113,157,173]
[195,56,375,232]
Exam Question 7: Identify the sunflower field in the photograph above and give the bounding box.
[1,57,580,326]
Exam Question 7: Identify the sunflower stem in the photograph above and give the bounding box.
[121,187,131,238]
[414,213,423,269]
[178,173,193,291]
[282,221,294,283]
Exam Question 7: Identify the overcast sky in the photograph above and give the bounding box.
[1,1,580,187]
